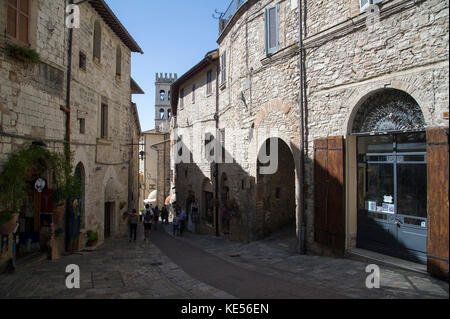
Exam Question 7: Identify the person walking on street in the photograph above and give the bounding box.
[173,211,180,236]
[153,206,160,231]
[128,209,138,242]
[179,208,187,236]
[161,206,169,225]
[143,204,154,240]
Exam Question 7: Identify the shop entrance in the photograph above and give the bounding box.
[357,132,427,263]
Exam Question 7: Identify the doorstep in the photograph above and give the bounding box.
[347,248,428,276]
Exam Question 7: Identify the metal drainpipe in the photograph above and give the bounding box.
[62,0,74,162]
[298,0,307,255]
[214,60,220,237]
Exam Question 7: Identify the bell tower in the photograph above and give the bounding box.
[155,73,177,133]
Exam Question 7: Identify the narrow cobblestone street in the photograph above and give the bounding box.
[0,223,447,299]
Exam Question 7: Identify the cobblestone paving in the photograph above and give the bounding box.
[161,225,449,299]
[0,232,235,299]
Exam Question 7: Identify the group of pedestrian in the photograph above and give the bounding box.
[127,204,171,242]
[128,200,210,241]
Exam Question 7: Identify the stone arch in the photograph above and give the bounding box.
[351,89,425,134]
[255,137,296,239]
[345,82,431,135]
[103,166,124,201]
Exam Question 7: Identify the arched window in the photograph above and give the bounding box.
[160,90,165,101]
[93,20,101,63]
[115,45,121,78]
[159,108,165,120]
[167,109,172,119]
[168,91,171,101]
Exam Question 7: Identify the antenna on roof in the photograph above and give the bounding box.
[212,9,224,19]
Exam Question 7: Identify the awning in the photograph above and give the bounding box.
[165,193,176,205]
[144,190,157,204]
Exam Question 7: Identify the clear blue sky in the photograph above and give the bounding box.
[105,0,230,132]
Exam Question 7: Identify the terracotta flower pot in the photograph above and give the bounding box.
[87,239,98,247]
[0,213,19,235]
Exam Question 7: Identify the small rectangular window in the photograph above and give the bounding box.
[100,103,108,138]
[180,88,184,109]
[264,5,279,55]
[206,70,212,95]
[79,118,85,134]
[192,84,196,103]
[79,51,86,71]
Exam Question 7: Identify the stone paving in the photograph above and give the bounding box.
[0,232,235,299]
[0,222,448,299]
[160,224,449,299]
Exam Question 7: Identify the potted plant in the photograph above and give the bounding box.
[6,42,40,64]
[0,210,19,234]
[86,231,98,247]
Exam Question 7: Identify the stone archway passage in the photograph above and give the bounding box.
[256,138,296,239]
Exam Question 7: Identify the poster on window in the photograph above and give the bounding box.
[367,201,377,212]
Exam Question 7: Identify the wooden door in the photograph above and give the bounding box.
[104,203,112,239]
[314,136,346,253]
[426,127,449,279]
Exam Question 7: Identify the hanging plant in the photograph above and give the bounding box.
[6,42,40,64]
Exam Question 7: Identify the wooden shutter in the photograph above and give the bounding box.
[7,0,29,43]
[6,0,18,38]
[426,127,449,279]
[101,103,108,138]
[116,46,121,77]
[18,0,29,44]
[93,21,101,62]
[314,136,346,253]
[221,51,226,84]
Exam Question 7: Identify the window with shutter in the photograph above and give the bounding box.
[116,45,122,78]
[100,103,108,138]
[6,0,30,44]
[180,88,184,109]
[93,20,102,63]
[221,51,227,84]
[206,70,212,95]
[264,5,279,55]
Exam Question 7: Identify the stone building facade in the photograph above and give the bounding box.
[172,0,448,278]
[0,0,143,272]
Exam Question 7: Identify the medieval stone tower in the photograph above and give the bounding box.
[155,73,177,133]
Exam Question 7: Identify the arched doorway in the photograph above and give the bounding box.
[65,162,85,252]
[351,89,427,263]
[17,157,53,259]
[256,138,296,239]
